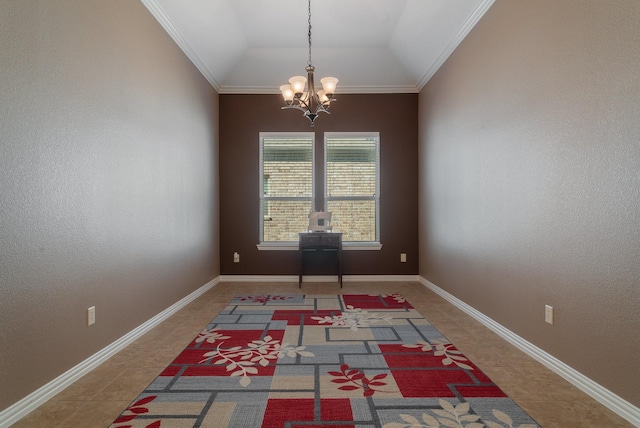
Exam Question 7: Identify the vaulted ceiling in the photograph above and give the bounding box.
[141,0,494,94]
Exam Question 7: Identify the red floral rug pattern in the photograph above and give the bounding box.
[110,294,539,427]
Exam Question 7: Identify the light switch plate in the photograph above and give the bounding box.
[545,305,554,325]
[87,306,96,326]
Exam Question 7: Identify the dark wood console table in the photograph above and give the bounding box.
[299,232,342,288]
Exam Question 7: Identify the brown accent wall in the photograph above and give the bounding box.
[220,94,418,276]
[0,0,219,411]
[419,0,639,405]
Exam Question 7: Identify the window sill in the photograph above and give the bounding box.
[256,242,382,251]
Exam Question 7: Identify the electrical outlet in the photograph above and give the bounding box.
[233,252,240,263]
[545,305,554,325]
[400,253,407,263]
[87,306,96,326]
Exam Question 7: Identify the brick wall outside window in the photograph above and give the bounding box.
[263,161,376,242]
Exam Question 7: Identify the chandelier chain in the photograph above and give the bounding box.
[307,0,312,66]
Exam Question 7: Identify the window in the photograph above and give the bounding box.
[259,132,380,249]
[325,133,380,243]
[259,133,314,243]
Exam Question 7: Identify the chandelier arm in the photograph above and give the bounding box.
[281,95,332,115]
[281,104,309,113]
[296,96,312,112]
[314,106,330,115]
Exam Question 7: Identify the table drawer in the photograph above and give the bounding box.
[299,232,342,249]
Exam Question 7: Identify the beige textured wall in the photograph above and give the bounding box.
[419,0,639,406]
[0,0,219,411]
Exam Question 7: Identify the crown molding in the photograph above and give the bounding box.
[218,84,421,95]
[142,0,493,95]
[142,0,419,95]
[141,0,222,92]
[417,0,495,90]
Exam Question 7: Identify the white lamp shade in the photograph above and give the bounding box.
[320,77,338,95]
[317,90,329,103]
[280,84,294,102]
[288,76,307,94]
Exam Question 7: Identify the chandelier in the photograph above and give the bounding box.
[279,0,338,126]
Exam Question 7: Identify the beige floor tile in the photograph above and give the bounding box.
[50,369,116,402]
[518,399,632,428]
[10,400,86,427]
[96,367,162,401]
[55,400,131,428]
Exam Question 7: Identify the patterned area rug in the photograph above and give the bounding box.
[110,294,539,427]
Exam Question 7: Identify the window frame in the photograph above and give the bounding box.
[258,132,315,248]
[324,132,381,249]
[257,131,382,251]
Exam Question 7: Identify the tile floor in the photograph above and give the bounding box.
[11,281,634,427]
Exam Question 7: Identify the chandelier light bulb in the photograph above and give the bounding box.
[280,85,295,102]
[317,90,329,104]
[320,77,338,96]
[288,76,307,95]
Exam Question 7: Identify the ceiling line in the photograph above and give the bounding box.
[141,0,496,95]
[141,0,223,92]
[417,0,496,89]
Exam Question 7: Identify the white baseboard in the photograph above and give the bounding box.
[219,274,421,283]
[0,277,220,428]
[419,277,640,427]
[344,275,421,282]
